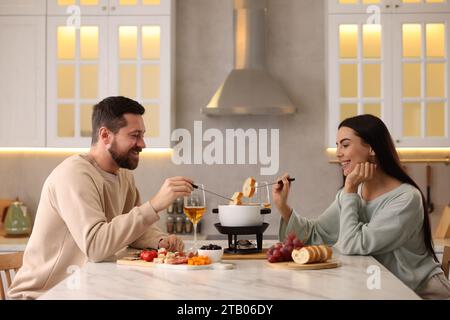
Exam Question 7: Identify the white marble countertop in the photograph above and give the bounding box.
[39,240,420,300]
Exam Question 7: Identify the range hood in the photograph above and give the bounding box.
[201,0,296,116]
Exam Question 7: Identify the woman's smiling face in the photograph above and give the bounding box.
[336,127,372,176]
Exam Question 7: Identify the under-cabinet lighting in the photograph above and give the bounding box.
[326,148,450,163]
[327,147,450,152]
[0,148,173,156]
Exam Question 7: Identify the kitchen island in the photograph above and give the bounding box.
[38,240,420,300]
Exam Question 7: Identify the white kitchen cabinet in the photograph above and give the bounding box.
[391,0,450,13]
[328,0,391,14]
[327,14,393,147]
[392,14,450,147]
[47,0,171,16]
[0,16,46,147]
[47,16,108,147]
[328,0,450,14]
[108,16,173,148]
[0,0,46,15]
[108,0,172,15]
[327,2,450,147]
[47,0,174,148]
[47,0,109,15]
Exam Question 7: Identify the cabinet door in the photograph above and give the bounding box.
[109,0,172,15]
[393,0,450,13]
[328,14,392,147]
[0,16,45,147]
[47,0,109,15]
[108,16,173,148]
[0,0,46,15]
[328,0,391,14]
[392,14,450,147]
[47,16,108,147]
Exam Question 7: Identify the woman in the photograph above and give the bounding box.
[273,115,449,299]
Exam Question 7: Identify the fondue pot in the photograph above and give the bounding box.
[212,205,271,227]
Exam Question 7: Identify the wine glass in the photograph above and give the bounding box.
[255,181,271,208]
[183,184,206,253]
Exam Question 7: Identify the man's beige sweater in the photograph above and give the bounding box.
[8,154,166,299]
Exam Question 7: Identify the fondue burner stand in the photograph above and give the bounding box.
[214,223,269,254]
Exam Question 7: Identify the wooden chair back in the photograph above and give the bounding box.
[443,246,450,279]
[0,252,23,300]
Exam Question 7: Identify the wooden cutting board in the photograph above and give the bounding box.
[222,249,268,260]
[266,259,341,270]
[117,258,234,270]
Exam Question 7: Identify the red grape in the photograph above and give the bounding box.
[272,249,281,259]
[284,238,293,247]
[285,244,293,253]
[293,239,304,249]
[287,232,296,241]
[267,234,304,263]
[281,247,292,261]
[274,242,283,250]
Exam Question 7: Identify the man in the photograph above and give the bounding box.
[8,96,193,299]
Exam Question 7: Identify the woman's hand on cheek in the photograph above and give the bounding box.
[344,162,376,193]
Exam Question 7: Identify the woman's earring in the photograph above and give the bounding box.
[368,149,375,163]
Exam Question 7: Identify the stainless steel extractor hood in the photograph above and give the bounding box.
[201,0,296,116]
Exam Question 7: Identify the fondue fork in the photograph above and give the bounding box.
[190,178,295,201]
[254,178,296,189]
[190,183,233,202]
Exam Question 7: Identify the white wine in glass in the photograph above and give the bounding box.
[183,184,206,253]
[255,181,271,208]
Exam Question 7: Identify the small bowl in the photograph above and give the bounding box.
[197,248,224,263]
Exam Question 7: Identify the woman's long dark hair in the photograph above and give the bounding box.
[339,114,438,262]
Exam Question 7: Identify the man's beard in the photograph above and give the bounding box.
[108,141,142,170]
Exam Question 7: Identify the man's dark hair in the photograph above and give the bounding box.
[91,96,145,145]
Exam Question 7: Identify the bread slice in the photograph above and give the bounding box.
[307,246,317,263]
[292,245,333,265]
[242,177,256,198]
[325,246,333,261]
[311,246,322,263]
[292,248,311,265]
[316,245,333,262]
[229,192,243,205]
[318,245,329,262]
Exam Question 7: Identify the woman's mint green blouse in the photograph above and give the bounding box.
[279,183,442,291]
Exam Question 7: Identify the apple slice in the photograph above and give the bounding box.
[242,177,256,198]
